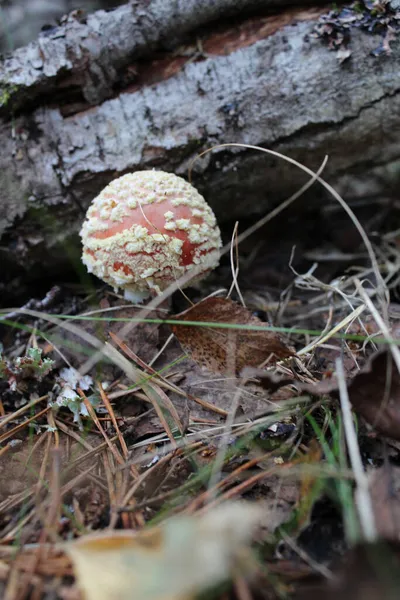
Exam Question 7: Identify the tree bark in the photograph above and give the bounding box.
[0,0,399,302]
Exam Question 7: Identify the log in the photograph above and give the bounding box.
[0,0,399,302]
[0,1,123,52]
[0,0,312,109]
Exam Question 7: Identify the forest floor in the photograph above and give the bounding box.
[1,173,400,600]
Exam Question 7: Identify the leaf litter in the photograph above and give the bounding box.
[66,503,263,600]
[249,350,400,440]
[1,144,400,599]
[171,296,295,374]
[311,0,400,59]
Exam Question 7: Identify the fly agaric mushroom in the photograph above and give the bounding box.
[80,171,222,302]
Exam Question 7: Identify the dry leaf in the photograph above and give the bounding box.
[269,351,400,441]
[171,297,295,375]
[344,352,400,440]
[299,542,400,600]
[368,465,400,541]
[66,502,262,600]
[241,367,294,393]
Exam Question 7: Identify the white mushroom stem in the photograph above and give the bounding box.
[123,288,152,303]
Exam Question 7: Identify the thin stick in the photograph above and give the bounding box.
[98,383,129,460]
[149,332,174,367]
[185,452,274,513]
[280,531,334,580]
[335,357,376,542]
[0,395,48,429]
[80,391,125,467]
[0,406,50,445]
[121,452,175,507]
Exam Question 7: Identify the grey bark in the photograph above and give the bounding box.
[0,1,125,53]
[0,0,310,110]
[0,0,399,300]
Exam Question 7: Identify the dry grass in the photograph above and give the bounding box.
[0,145,399,599]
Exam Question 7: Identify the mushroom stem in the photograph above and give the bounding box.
[123,288,152,303]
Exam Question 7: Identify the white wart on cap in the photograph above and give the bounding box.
[80,171,222,302]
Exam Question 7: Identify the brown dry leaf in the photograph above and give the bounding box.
[241,367,294,393]
[171,297,295,375]
[368,465,400,541]
[266,351,400,441]
[66,502,262,600]
[0,434,99,503]
[345,352,400,440]
[57,299,159,369]
[298,542,400,600]
[251,474,300,533]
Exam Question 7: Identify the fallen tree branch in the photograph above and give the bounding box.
[0,1,399,301]
[0,0,321,111]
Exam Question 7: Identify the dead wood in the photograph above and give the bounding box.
[0,0,399,301]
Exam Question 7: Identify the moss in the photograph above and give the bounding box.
[0,82,18,108]
[352,1,366,14]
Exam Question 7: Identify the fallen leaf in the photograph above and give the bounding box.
[0,435,98,503]
[171,298,295,375]
[66,503,262,600]
[271,351,400,441]
[338,351,400,441]
[298,542,400,600]
[241,367,294,393]
[57,299,159,368]
[314,338,359,378]
[368,465,400,541]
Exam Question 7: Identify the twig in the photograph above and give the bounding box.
[0,287,60,322]
[0,406,50,445]
[80,390,125,467]
[280,531,335,580]
[0,395,48,429]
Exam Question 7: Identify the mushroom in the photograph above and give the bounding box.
[80,171,222,302]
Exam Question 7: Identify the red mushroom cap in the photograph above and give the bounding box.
[80,171,222,301]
